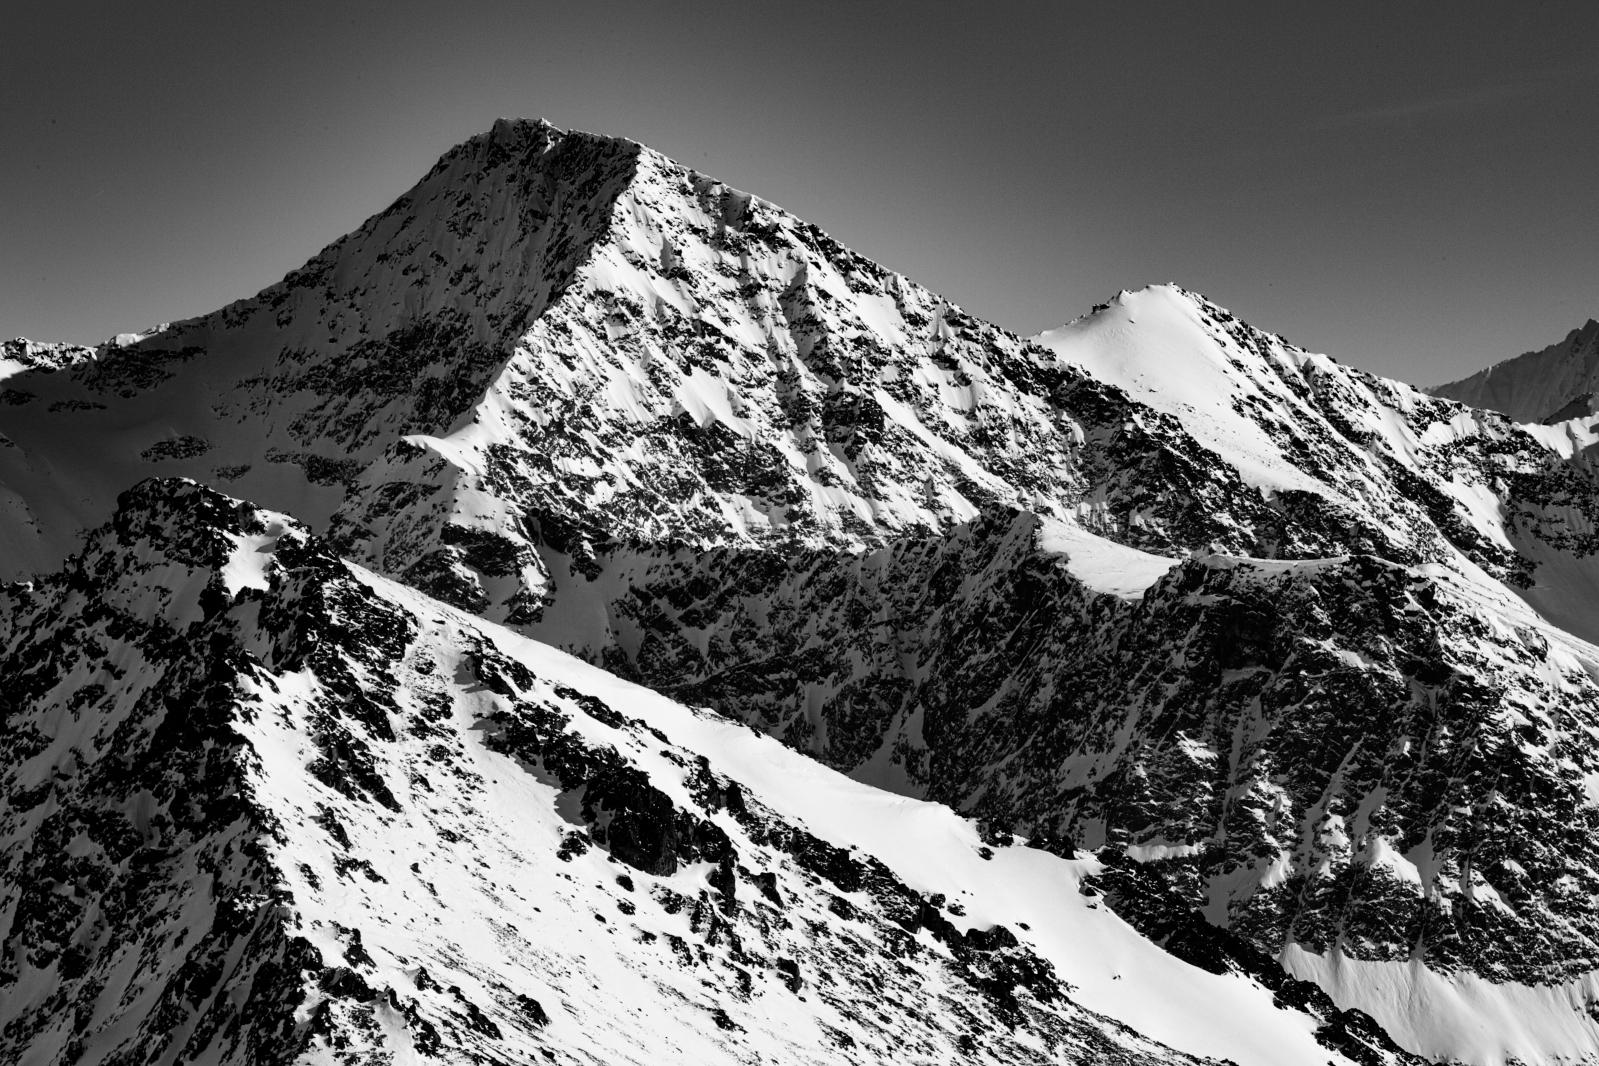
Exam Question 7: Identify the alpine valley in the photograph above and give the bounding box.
[4,118,1599,1066]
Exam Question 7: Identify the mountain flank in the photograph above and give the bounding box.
[6,118,1599,1065]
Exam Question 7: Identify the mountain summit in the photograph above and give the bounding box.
[7,119,1599,1065]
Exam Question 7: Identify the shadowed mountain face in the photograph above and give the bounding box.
[542,506,1599,987]
[6,119,1599,1064]
[1432,318,1599,424]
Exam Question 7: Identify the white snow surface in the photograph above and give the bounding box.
[1284,945,1599,1066]
[1034,518,1179,599]
[1037,288,1331,495]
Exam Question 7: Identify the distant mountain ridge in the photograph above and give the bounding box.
[7,117,1599,1064]
[1432,317,1599,423]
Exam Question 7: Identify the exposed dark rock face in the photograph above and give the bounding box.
[547,507,1599,987]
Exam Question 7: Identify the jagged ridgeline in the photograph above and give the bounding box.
[5,117,1599,1064]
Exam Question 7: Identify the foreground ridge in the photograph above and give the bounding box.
[0,479,1413,1065]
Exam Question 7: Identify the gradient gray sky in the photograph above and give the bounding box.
[4,1,1596,384]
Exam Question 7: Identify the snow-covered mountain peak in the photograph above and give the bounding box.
[11,118,1599,1063]
[1039,285,1329,493]
[1034,284,1599,630]
[2,127,1358,618]
[4,123,1597,639]
[487,114,562,142]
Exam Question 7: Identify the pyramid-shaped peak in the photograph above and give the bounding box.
[425,115,633,173]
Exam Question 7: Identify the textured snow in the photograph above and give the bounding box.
[1284,945,1599,1066]
[219,525,283,594]
[1519,412,1599,460]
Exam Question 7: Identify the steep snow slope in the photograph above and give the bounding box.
[1433,319,1599,423]
[1283,944,1599,1066]
[0,480,1414,1066]
[1039,290,1327,494]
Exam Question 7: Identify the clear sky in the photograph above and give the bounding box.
[4,1,1596,384]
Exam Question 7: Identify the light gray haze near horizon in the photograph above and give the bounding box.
[3,1,1596,385]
